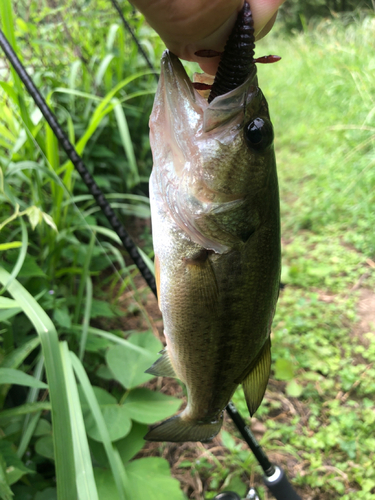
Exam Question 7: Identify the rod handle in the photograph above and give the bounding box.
[263,466,302,500]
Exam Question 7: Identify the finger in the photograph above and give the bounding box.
[196,2,283,75]
[255,11,278,40]
[248,0,285,37]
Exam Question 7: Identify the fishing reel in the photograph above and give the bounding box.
[212,465,302,500]
[213,487,260,500]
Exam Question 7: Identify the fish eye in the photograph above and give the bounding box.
[244,118,274,150]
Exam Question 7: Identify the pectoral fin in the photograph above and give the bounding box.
[183,249,219,311]
[145,348,177,378]
[155,254,161,308]
[241,338,271,416]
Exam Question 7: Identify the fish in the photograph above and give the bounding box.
[145,2,281,443]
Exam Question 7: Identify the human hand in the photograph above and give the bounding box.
[132,0,285,74]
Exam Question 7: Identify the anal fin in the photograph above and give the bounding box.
[242,337,271,416]
[145,348,177,378]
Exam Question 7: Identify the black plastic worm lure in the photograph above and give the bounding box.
[193,3,280,98]
[208,1,255,103]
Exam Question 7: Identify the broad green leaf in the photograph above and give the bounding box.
[123,388,181,424]
[0,368,47,388]
[222,474,247,499]
[34,419,52,436]
[221,430,237,451]
[274,358,294,381]
[106,332,161,389]
[84,405,132,443]
[96,365,113,380]
[286,379,304,398]
[85,336,112,353]
[1,255,46,278]
[35,488,57,500]
[95,457,186,500]
[35,435,54,460]
[79,386,132,442]
[94,468,121,500]
[89,299,117,319]
[116,422,148,463]
[53,307,72,328]
[81,386,116,406]
[125,331,162,353]
[0,440,34,483]
[125,458,185,500]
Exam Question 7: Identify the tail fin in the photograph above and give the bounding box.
[144,413,223,443]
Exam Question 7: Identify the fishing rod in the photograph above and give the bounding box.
[0,21,302,500]
[109,0,159,83]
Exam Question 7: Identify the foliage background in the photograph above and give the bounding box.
[0,0,375,499]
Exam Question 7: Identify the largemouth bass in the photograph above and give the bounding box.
[145,3,280,443]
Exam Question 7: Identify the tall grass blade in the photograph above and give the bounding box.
[0,0,32,131]
[18,356,45,459]
[60,342,99,500]
[73,231,95,325]
[0,402,51,424]
[70,325,155,358]
[0,336,40,407]
[70,225,153,275]
[113,98,139,188]
[17,411,41,459]
[0,218,28,294]
[95,53,115,88]
[0,336,40,369]
[0,268,77,500]
[69,352,128,500]
[57,72,153,176]
[79,276,92,361]
[137,248,155,275]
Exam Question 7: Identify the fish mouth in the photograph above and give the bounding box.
[157,1,258,133]
[159,50,258,134]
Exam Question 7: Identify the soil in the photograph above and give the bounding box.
[353,288,375,341]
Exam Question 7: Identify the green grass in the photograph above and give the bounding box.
[259,14,375,254]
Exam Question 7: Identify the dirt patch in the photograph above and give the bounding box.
[354,288,375,340]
